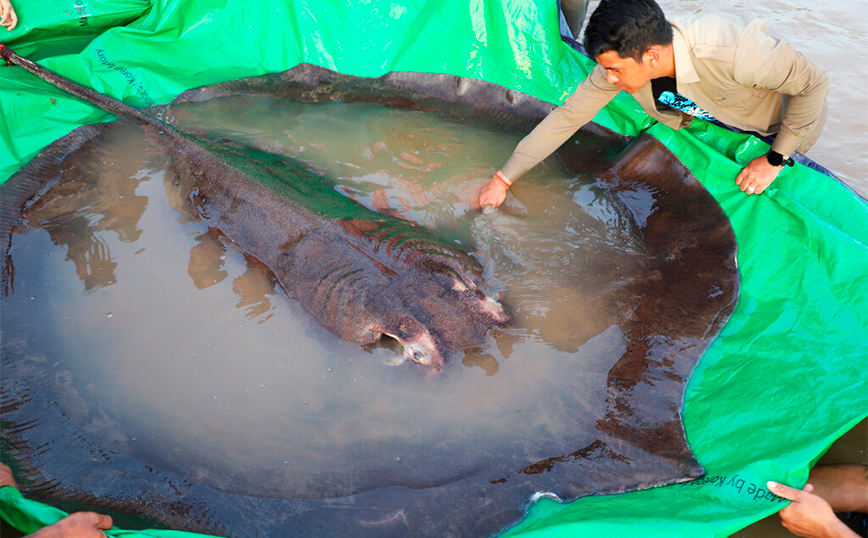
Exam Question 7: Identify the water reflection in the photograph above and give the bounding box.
[187,230,229,289]
[170,97,505,233]
[231,257,276,323]
[21,135,149,290]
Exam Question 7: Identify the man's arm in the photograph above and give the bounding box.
[499,65,620,181]
[807,464,868,514]
[733,20,830,158]
[478,65,619,208]
[733,20,830,195]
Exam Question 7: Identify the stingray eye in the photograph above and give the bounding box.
[413,350,425,362]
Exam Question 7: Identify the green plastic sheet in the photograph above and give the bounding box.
[1,1,865,536]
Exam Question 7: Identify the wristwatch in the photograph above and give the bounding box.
[766,150,794,167]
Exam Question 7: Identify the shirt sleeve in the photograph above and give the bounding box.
[500,64,620,182]
[733,19,830,157]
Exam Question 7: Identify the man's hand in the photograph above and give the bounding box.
[0,462,19,488]
[735,154,784,195]
[29,512,114,538]
[0,0,18,31]
[477,175,509,209]
[767,480,859,538]
[2,464,114,537]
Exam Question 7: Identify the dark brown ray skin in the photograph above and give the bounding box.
[0,59,739,538]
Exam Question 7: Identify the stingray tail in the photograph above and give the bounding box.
[0,42,174,136]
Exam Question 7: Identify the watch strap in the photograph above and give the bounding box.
[767,150,794,167]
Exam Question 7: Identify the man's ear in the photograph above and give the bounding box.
[644,47,660,68]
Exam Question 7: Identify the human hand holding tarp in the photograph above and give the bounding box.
[767,480,860,538]
[1,463,114,538]
[0,0,17,30]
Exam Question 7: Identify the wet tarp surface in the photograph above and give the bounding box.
[1,1,866,537]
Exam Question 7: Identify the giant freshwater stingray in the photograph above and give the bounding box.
[0,46,740,538]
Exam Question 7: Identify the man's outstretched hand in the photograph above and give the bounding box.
[477,175,509,209]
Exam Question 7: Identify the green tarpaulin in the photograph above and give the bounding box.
[1,1,865,536]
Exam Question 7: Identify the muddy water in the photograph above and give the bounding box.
[2,101,659,505]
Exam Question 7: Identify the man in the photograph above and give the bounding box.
[477,0,829,208]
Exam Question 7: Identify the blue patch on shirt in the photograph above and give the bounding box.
[658,91,717,122]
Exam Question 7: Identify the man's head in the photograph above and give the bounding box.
[583,0,673,61]
[583,0,674,94]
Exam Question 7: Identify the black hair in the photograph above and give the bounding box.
[582,0,673,62]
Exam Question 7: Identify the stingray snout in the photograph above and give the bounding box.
[374,318,445,371]
[403,341,444,371]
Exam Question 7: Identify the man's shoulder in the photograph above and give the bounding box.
[670,13,764,47]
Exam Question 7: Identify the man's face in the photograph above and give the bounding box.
[595,50,654,94]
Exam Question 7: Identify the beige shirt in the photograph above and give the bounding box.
[500,14,830,182]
